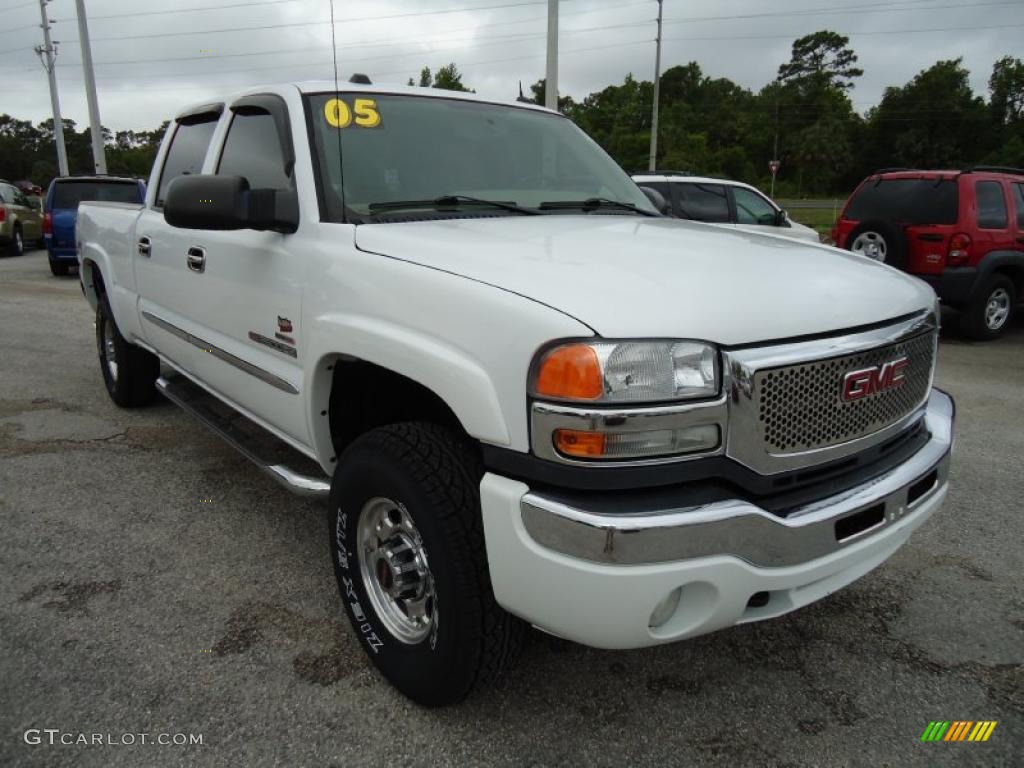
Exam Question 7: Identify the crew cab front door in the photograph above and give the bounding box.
[181,96,308,448]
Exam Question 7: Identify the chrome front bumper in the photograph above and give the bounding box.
[521,388,954,568]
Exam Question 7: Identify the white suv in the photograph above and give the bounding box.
[633,172,820,243]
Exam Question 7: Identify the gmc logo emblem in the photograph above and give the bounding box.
[842,357,909,401]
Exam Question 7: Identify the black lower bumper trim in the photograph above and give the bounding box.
[483,420,930,516]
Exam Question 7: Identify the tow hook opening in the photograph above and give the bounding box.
[835,502,886,543]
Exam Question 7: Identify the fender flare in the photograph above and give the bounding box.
[305,313,511,471]
[972,250,1024,299]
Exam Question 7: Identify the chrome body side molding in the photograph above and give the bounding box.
[142,311,299,394]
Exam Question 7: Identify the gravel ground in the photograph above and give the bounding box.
[1,249,1021,767]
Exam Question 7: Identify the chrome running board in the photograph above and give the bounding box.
[156,374,330,499]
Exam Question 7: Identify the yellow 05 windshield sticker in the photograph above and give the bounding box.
[324,97,382,129]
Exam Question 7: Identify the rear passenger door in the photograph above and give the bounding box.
[672,182,731,225]
[135,107,222,376]
[973,180,1015,259]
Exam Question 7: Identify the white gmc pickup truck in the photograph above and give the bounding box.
[77,78,954,706]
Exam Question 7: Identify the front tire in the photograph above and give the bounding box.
[962,274,1016,340]
[96,294,160,406]
[328,422,524,707]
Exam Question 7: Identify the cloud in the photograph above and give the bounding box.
[0,0,1018,130]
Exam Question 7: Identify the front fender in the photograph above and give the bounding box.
[305,314,509,471]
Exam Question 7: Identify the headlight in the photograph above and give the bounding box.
[531,340,719,404]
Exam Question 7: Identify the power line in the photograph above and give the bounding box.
[661,21,1024,43]
[48,0,642,45]
[53,0,301,22]
[662,0,1017,26]
[53,19,651,70]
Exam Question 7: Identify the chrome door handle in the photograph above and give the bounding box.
[138,236,151,257]
[187,246,206,273]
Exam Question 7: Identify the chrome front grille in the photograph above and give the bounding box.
[754,331,936,453]
[723,310,939,475]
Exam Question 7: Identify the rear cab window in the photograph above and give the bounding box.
[845,177,958,225]
[975,180,1008,229]
[674,183,730,223]
[52,181,142,209]
[155,114,220,208]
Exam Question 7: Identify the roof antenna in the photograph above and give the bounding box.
[329,0,347,220]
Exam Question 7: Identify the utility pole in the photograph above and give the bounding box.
[35,0,68,176]
[770,95,780,198]
[544,0,558,110]
[74,0,106,174]
[647,0,663,171]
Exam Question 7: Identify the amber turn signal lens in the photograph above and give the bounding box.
[535,344,603,400]
[554,429,607,458]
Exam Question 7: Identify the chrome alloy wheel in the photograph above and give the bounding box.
[357,497,436,644]
[985,287,1011,331]
[851,231,887,261]
[102,321,119,381]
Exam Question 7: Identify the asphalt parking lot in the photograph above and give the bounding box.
[1,248,1021,767]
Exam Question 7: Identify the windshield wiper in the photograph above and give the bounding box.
[368,194,539,215]
[538,197,658,216]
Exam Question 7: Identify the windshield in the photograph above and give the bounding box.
[52,181,141,209]
[845,177,958,225]
[306,92,656,220]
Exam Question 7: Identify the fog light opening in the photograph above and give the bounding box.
[649,587,682,629]
[746,591,770,609]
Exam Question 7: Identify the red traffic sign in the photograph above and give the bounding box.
[768,160,781,175]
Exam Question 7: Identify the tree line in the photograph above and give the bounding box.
[1,30,1021,196]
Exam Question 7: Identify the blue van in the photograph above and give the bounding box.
[44,176,146,276]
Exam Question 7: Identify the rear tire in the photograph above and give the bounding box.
[847,220,907,269]
[96,294,160,406]
[8,226,23,257]
[962,275,1015,340]
[49,259,70,276]
[328,422,524,707]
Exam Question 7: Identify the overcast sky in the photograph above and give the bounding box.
[1,0,1021,131]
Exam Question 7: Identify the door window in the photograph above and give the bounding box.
[216,111,292,189]
[976,181,1008,229]
[155,117,219,207]
[1014,183,1024,229]
[674,183,730,223]
[732,187,778,225]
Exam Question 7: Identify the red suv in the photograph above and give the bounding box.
[833,166,1024,339]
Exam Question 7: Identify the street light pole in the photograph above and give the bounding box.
[35,0,68,176]
[74,0,106,174]
[647,0,663,172]
[545,0,558,110]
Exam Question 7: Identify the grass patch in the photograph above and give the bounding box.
[776,200,841,237]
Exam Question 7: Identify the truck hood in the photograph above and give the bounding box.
[354,216,935,345]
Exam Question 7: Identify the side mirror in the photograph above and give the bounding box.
[639,186,669,215]
[775,208,789,226]
[164,174,298,234]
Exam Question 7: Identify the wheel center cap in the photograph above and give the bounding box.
[375,557,394,589]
